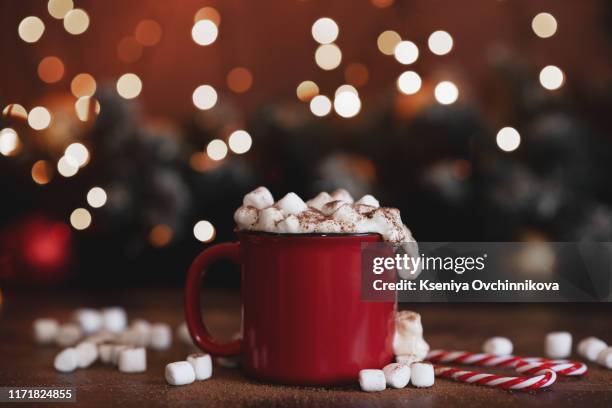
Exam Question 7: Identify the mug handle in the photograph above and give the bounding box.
[184,242,241,356]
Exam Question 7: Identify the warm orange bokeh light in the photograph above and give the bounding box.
[227,67,253,93]
[38,56,65,84]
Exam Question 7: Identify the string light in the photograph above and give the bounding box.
[18,16,45,43]
[64,143,90,167]
[296,81,319,102]
[311,17,339,44]
[394,41,419,65]
[71,73,96,97]
[87,187,107,208]
[228,130,252,154]
[117,37,143,63]
[192,20,218,46]
[3,104,28,121]
[206,139,228,161]
[310,95,332,117]
[48,0,73,19]
[70,208,91,230]
[150,224,173,247]
[38,56,65,83]
[397,71,422,95]
[315,43,342,70]
[193,220,215,242]
[57,156,78,177]
[428,31,453,55]
[377,30,401,55]
[134,19,162,46]
[371,0,394,8]
[75,96,100,121]
[116,73,142,99]
[226,67,253,93]
[194,7,221,26]
[434,81,459,105]
[539,65,564,90]
[63,9,90,35]
[344,63,369,87]
[532,13,557,38]
[334,91,361,118]
[31,160,53,185]
[335,84,358,96]
[192,85,217,110]
[0,128,20,156]
[496,127,521,152]
[28,107,52,130]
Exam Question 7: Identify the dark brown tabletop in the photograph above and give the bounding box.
[0,288,611,407]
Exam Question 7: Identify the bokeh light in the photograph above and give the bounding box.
[334,91,361,118]
[150,224,173,247]
[0,128,20,156]
[394,41,419,65]
[193,220,215,242]
[63,9,90,35]
[38,56,65,83]
[31,160,53,185]
[134,19,162,46]
[532,12,557,38]
[206,139,228,161]
[228,130,253,154]
[117,37,143,63]
[310,95,332,117]
[18,16,45,43]
[75,96,100,122]
[434,81,459,105]
[377,30,401,55]
[64,143,89,167]
[496,127,521,152]
[397,71,422,95]
[192,20,218,46]
[539,65,564,90]
[70,73,97,97]
[116,73,142,99]
[296,80,319,102]
[227,67,253,93]
[315,43,342,70]
[428,31,453,55]
[48,0,73,19]
[70,208,91,230]
[371,0,394,8]
[57,156,78,177]
[2,104,28,121]
[28,107,52,130]
[311,17,339,44]
[87,187,107,208]
[335,84,358,96]
[344,63,369,87]
[194,7,221,26]
[192,85,218,110]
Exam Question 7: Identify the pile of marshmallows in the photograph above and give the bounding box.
[33,307,221,384]
[483,332,612,369]
[359,311,433,392]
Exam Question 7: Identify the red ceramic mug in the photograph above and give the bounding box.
[184,231,396,385]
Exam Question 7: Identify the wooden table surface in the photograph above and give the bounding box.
[0,288,611,407]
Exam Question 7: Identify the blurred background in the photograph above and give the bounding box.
[2,0,612,289]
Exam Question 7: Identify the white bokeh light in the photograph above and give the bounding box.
[335,84,358,97]
[311,17,339,44]
[116,73,142,99]
[309,95,332,117]
[539,65,564,90]
[70,208,91,230]
[397,71,422,95]
[394,41,419,65]
[193,220,215,242]
[0,128,19,156]
[192,85,218,110]
[532,13,557,38]
[315,44,342,70]
[228,130,252,154]
[333,92,361,118]
[57,156,78,177]
[192,20,218,46]
[65,143,89,167]
[496,127,521,152]
[434,81,459,105]
[87,186,107,208]
[28,107,52,130]
[428,31,453,55]
[206,139,228,161]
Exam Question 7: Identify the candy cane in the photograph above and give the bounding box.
[433,365,557,390]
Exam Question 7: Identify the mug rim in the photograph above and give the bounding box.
[236,229,381,239]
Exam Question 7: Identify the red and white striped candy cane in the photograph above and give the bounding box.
[433,365,557,391]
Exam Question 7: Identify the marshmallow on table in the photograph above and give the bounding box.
[85,330,116,345]
[119,347,146,373]
[130,319,151,347]
[166,361,196,386]
[75,341,98,368]
[410,362,435,388]
[396,353,421,365]
[150,323,172,350]
[578,337,607,362]
[382,363,411,388]
[73,308,103,334]
[243,186,274,209]
[187,353,213,380]
[56,324,82,347]
[54,348,78,373]
[98,343,114,364]
[545,331,572,359]
[482,337,513,356]
[596,347,612,369]
[33,318,59,344]
[111,345,130,365]
[358,369,386,392]
[102,307,127,333]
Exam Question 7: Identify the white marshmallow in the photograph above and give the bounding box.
[73,308,103,334]
[56,324,82,347]
[217,356,241,368]
[411,362,435,387]
[321,200,346,216]
[482,337,513,356]
[111,344,129,365]
[396,311,424,337]
[243,186,274,209]
[33,318,59,344]
[332,204,361,224]
[54,348,78,372]
[276,192,308,215]
[165,361,196,386]
[75,341,98,368]
[98,343,114,364]
[150,323,172,350]
[356,194,380,208]
[277,215,300,233]
[257,207,284,231]
[102,307,127,333]
[187,353,213,380]
[234,206,258,229]
[596,347,612,369]
[396,353,422,365]
[393,335,430,360]
[116,329,139,346]
[545,331,572,359]
[130,319,151,347]
[306,192,333,210]
[358,369,386,392]
[331,188,354,203]
[314,219,342,233]
[383,363,411,388]
[118,347,147,373]
[578,337,607,361]
[85,330,116,344]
